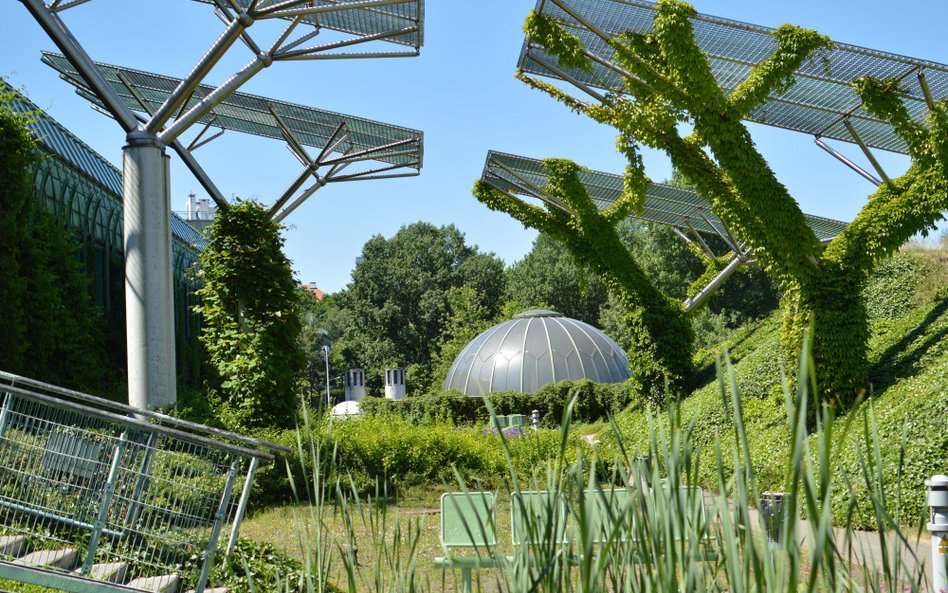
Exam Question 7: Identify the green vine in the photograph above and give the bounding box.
[195,200,305,429]
[520,0,948,410]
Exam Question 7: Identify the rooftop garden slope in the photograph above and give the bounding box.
[603,246,948,530]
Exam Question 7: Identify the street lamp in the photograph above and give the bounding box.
[321,344,331,408]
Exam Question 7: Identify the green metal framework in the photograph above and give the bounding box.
[3,81,204,352]
[519,0,948,155]
[482,151,848,242]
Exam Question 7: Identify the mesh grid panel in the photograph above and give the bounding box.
[483,151,848,241]
[521,0,948,154]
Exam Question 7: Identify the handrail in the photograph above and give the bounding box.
[0,383,276,462]
[0,370,290,456]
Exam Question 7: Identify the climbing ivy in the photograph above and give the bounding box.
[473,159,694,404]
[195,201,305,429]
[520,0,948,410]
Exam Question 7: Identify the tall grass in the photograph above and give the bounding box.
[271,334,930,593]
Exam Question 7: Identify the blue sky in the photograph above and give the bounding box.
[2,1,945,293]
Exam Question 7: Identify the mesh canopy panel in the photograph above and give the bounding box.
[43,53,424,169]
[483,151,848,242]
[519,0,948,154]
[192,0,423,48]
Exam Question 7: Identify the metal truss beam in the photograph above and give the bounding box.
[814,137,882,186]
[843,119,889,184]
[267,122,421,223]
[683,251,749,313]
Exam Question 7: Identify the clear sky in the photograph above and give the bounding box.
[2,1,945,293]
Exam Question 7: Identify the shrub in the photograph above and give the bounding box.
[360,379,634,427]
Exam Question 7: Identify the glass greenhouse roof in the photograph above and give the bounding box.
[2,79,206,251]
[443,310,630,396]
[519,0,948,154]
[192,0,424,48]
[43,53,424,170]
[482,151,849,242]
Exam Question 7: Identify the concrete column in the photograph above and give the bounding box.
[345,369,366,402]
[384,367,405,401]
[123,131,176,411]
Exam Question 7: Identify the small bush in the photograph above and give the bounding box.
[360,379,634,427]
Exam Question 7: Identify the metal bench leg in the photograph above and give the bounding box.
[461,567,472,593]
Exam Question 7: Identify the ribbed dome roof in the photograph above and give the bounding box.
[443,310,630,396]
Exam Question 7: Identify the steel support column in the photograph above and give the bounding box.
[683,253,746,313]
[123,132,176,411]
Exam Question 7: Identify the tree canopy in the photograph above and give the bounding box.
[334,222,506,393]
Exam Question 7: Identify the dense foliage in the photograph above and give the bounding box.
[332,222,505,393]
[506,233,608,325]
[196,200,305,429]
[602,248,948,528]
[358,378,634,427]
[0,89,107,392]
[519,0,948,410]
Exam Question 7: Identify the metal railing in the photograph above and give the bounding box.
[0,371,288,593]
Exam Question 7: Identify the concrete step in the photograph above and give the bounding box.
[13,547,79,570]
[0,535,26,557]
[77,561,128,583]
[127,574,179,593]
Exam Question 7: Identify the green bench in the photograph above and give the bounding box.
[489,414,528,431]
[436,486,715,591]
[435,492,501,593]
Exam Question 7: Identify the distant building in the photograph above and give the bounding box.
[301,282,326,301]
[184,193,217,231]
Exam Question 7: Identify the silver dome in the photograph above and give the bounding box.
[443,310,631,396]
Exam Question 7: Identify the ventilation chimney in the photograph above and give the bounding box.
[345,368,366,402]
[384,367,406,401]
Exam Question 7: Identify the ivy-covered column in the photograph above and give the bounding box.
[196,200,305,429]
[474,159,694,404]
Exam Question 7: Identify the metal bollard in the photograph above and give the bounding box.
[530,409,540,430]
[927,475,948,593]
[760,491,786,547]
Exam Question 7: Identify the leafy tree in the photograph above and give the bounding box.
[335,222,505,394]
[298,290,349,404]
[520,1,948,408]
[0,89,106,392]
[506,233,607,325]
[474,159,694,404]
[195,200,305,429]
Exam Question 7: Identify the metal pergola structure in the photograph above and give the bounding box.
[19,0,424,411]
[44,55,424,223]
[480,151,849,310]
[519,0,948,185]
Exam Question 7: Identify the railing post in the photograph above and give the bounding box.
[81,430,129,574]
[0,392,13,440]
[927,475,948,593]
[194,460,240,593]
[225,457,259,556]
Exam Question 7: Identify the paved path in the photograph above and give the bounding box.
[745,506,932,583]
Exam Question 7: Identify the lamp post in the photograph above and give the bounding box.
[322,344,331,408]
